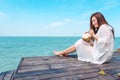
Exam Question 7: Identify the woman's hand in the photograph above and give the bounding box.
[89,29,98,41]
[89,29,95,36]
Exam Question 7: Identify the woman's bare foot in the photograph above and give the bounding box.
[53,51,68,57]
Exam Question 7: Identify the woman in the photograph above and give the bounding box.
[54,12,114,64]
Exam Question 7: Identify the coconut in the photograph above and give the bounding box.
[82,32,91,42]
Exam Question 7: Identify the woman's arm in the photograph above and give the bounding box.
[91,25,113,51]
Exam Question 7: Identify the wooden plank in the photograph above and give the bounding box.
[14,66,99,77]
[112,52,120,57]
[0,70,15,80]
[0,71,6,80]
[13,68,100,80]
[15,58,24,74]
[12,52,120,80]
[17,60,98,73]
[3,70,15,80]
[13,62,100,79]
[20,55,77,64]
[18,64,49,73]
[42,73,99,80]
[84,75,115,80]
[20,55,81,66]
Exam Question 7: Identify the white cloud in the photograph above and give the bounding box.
[79,1,119,18]
[81,9,96,17]
[64,19,72,23]
[49,21,64,27]
[49,18,72,27]
[99,1,119,11]
[104,1,119,6]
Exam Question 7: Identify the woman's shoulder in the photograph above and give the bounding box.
[98,24,111,33]
[100,24,109,27]
[100,24,110,30]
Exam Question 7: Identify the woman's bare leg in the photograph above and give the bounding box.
[54,45,76,57]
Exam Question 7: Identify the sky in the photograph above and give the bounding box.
[0,0,120,37]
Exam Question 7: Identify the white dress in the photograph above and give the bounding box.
[74,24,114,64]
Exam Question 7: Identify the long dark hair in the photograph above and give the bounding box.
[90,12,115,38]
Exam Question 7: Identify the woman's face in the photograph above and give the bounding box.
[92,16,99,28]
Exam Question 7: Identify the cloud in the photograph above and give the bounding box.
[81,9,96,17]
[64,19,72,23]
[49,21,64,27]
[79,0,119,18]
[49,19,72,27]
[98,1,119,11]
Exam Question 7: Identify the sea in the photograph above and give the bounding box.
[0,37,120,73]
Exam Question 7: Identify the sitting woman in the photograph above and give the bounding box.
[54,12,114,64]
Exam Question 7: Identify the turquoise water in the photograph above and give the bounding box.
[0,37,120,73]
